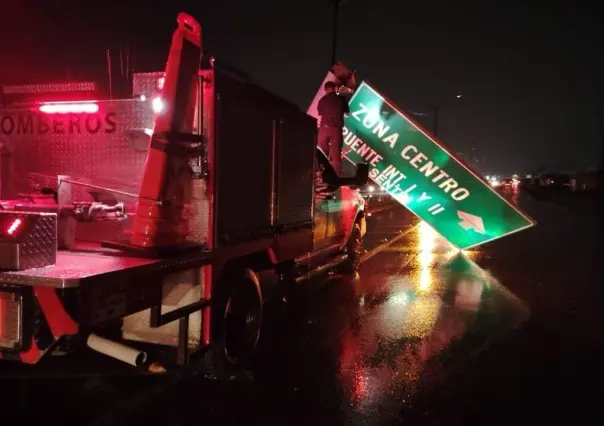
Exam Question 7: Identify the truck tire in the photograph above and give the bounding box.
[210,268,263,379]
[342,223,363,273]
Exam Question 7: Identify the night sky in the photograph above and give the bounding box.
[1,0,602,175]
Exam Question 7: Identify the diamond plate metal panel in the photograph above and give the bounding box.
[133,72,202,135]
[0,96,208,245]
[133,72,164,98]
[1,100,152,199]
[0,211,57,270]
[19,212,57,270]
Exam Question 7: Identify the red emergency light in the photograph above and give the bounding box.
[5,218,22,236]
[39,102,99,114]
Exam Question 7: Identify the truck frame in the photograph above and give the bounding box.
[0,13,367,370]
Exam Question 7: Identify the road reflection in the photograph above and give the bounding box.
[123,217,531,425]
[337,222,529,423]
[417,221,435,293]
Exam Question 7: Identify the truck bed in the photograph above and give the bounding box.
[0,243,211,288]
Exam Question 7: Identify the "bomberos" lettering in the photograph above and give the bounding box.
[0,112,117,136]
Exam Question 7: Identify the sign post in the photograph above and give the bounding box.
[321,80,535,249]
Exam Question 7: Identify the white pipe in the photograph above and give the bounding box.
[86,333,147,367]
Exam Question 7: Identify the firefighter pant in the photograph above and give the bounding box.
[318,125,343,175]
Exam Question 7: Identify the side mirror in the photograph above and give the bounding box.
[338,163,369,188]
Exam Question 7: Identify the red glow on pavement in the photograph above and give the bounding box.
[39,102,99,114]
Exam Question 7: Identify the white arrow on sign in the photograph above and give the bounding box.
[457,210,486,234]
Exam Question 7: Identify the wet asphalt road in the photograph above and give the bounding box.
[2,188,603,425]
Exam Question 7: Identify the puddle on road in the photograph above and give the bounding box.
[338,221,530,422]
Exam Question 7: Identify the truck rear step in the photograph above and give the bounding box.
[294,253,348,284]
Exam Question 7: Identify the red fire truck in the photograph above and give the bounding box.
[0,13,368,371]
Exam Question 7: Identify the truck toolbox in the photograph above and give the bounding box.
[205,67,316,246]
[276,109,316,227]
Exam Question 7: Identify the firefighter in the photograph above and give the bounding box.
[317,80,349,176]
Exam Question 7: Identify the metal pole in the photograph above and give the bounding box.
[331,1,339,65]
[599,122,604,172]
[28,172,163,205]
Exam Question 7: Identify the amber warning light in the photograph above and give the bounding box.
[39,102,99,114]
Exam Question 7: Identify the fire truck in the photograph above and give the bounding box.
[0,13,368,371]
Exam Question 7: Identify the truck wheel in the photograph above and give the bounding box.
[342,223,363,273]
[211,268,263,378]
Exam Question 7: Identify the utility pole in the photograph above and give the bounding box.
[600,122,604,172]
[331,0,351,65]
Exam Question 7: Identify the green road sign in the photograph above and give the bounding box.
[342,81,535,249]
